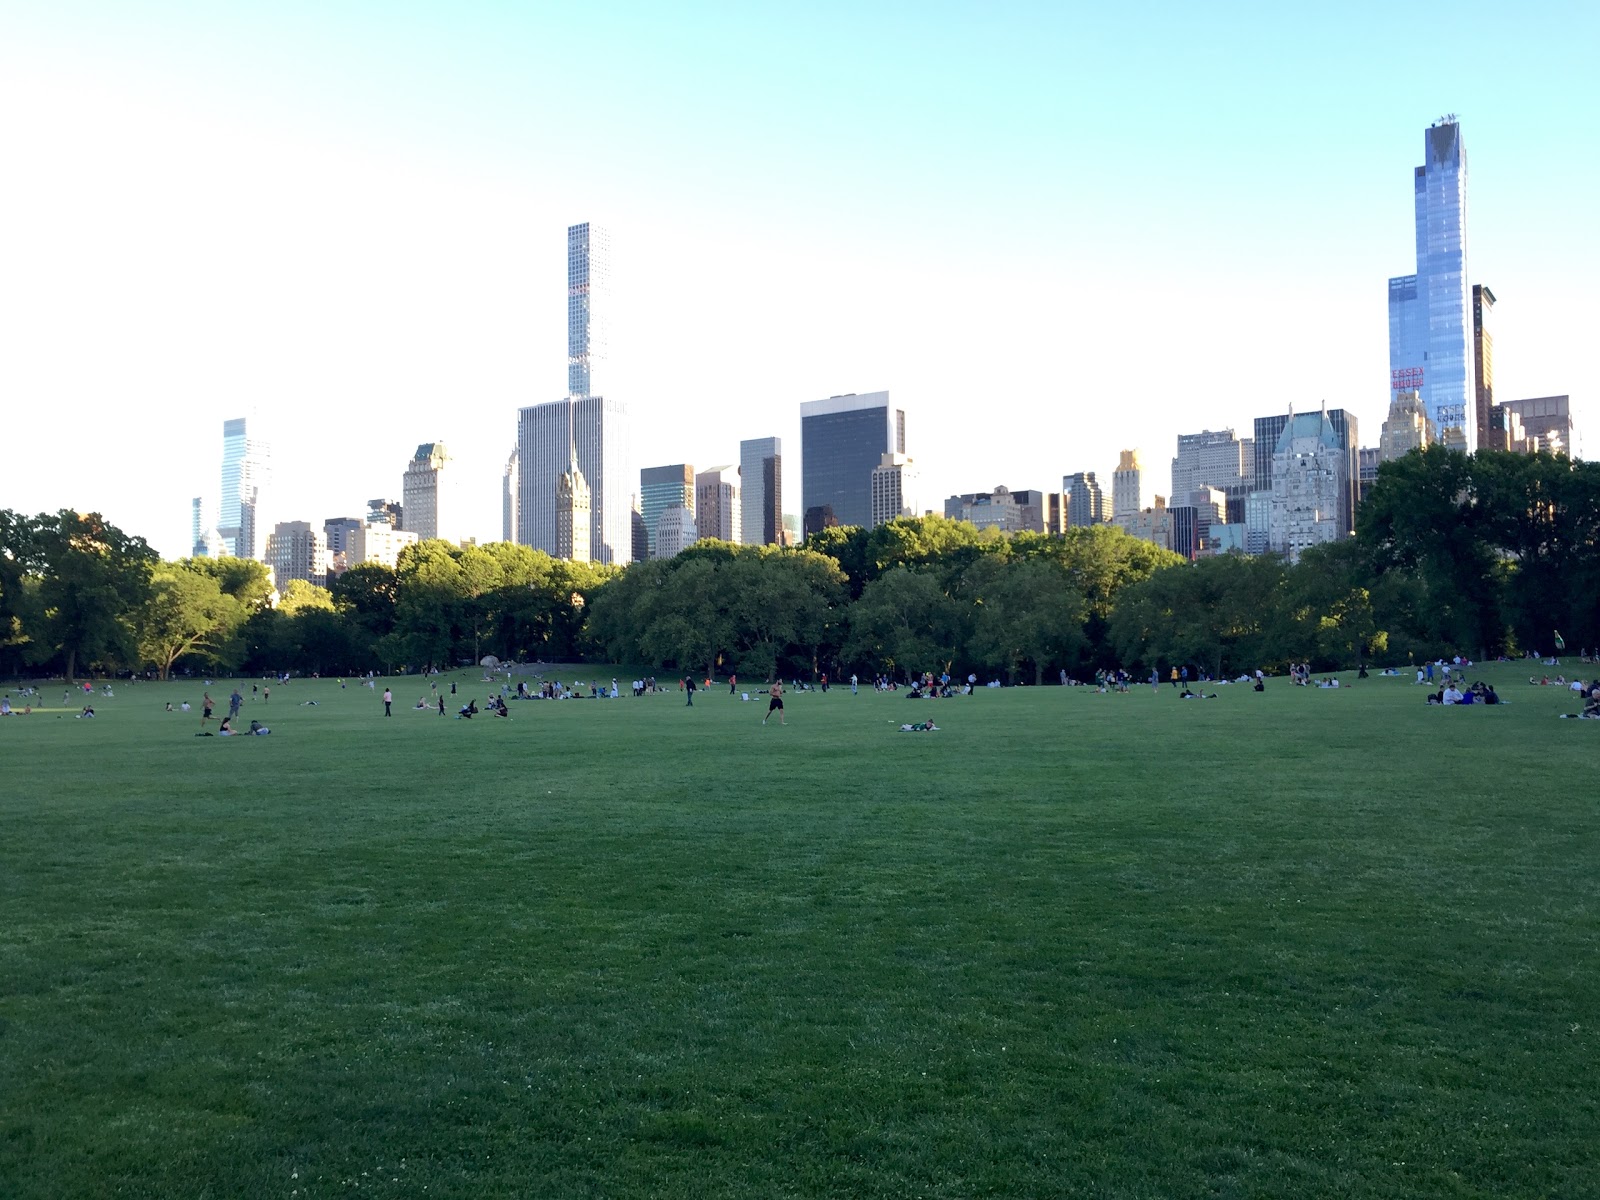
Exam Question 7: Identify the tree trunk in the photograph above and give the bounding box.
[1034,662,1043,686]
[65,648,77,686]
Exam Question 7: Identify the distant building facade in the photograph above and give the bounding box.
[1388,117,1474,450]
[1118,498,1173,552]
[265,521,330,591]
[516,395,632,563]
[1112,450,1143,520]
[641,464,695,558]
[695,466,741,543]
[801,392,904,529]
[1063,471,1106,527]
[401,442,451,542]
[654,504,697,558]
[944,486,1057,534]
[1379,390,1433,461]
[1497,395,1575,457]
[1171,429,1251,509]
[1254,409,1359,536]
[348,522,418,570]
[739,437,783,546]
[870,453,918,528]
[1269,411,1345,563]
[556,453,592,563]
[567,221,609,399]
[502,447,519,544]
[218,417,270,561]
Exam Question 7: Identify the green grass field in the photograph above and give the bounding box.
[2,665,1597,1198]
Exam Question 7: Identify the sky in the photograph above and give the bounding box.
[3,1,1596,559]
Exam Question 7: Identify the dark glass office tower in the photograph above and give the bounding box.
[800,392,903,531]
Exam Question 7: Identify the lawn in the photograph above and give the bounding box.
[2,665,1597,1198]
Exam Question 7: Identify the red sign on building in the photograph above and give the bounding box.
[1391,366,1424,391]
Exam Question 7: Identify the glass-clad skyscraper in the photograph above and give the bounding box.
[739,437,782,546]
[800,393,903,532]
[567,222,609,398]
[217,416,270,560]
[1388,118,1473,450]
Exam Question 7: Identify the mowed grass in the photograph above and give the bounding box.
[2,666,1597,1198]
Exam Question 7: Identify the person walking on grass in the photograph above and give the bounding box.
[763,680,785,726]
[684,675,696,706]
[383,687,392,717]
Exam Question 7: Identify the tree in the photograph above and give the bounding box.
[186,556,274,613]
[964,556,1088,684]
[135,564,246,679]
[0,510,39,674]
[1107,554,1290,678]
[1358,447,1506,655]
[277,579,336,615]
[843,567,967,680]
[23,511,158,681]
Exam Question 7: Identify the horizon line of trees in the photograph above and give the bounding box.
[2,447,1596,683]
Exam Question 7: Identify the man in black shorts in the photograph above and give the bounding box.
[762,681,785,726]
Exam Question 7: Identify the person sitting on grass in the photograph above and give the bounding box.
[458,700,479,719]
[248,719,270,735]
[218,717,236,735]
[77,705,95,719]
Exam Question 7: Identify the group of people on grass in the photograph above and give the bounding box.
[1425,681,1501,706]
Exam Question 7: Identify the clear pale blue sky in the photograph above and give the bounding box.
[3,1,1595,556]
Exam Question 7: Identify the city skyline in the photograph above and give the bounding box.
[2,4,1595,559]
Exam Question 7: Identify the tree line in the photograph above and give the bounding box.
[2,448,1595,683]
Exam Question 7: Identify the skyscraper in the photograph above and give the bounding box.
[191,497,207,558]
[401,442,451,542]
[1388,117,1474,451]
[567,222,609,399]
[516,396,632,563]
[1062,472,1106,527]
[870,454,918,527]
[801,392,903,530]
[502,447,519,544]
[739,437,783,546]
[640,464,695,558]
[695,466,742,543]
[1253,410,1359,536]
[217,417,269,561]
[514,223,631,563]
[1112,450,1143,520]
[1172,429,1251,504]
[1473,284,1496,450]
[1269,410,1346,562]
[265,521,330,590]
[556,450,592,564]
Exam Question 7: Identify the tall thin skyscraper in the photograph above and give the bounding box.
[739,437,783,546]
[217,416,270,561]
[567,222,609,399]
[401,442,451,542]
[1388,117,1473,451]
[502,447,519,544]
[191,497,207,557]
[801,392,903,532]
[1112,450,1143,519]
[1473,284,1496,450]
[516,223,631,562]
